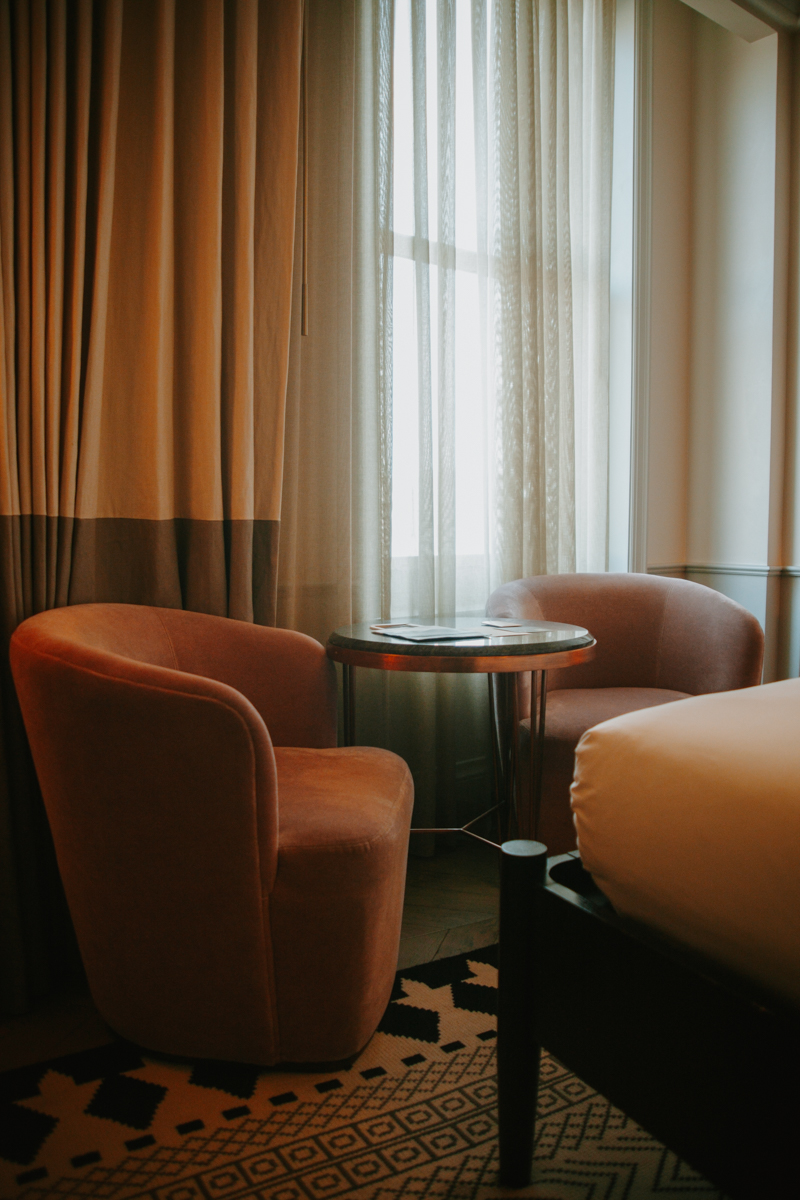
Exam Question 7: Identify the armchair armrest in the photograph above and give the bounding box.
[157,609,337,748]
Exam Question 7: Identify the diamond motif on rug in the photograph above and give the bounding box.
[449,980,496,1016]
[188,1062,262,1100]
[377,1003,440,1043]
[84,1075,167,1130]
[0,1105,58,1166]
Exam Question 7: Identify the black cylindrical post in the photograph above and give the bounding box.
[498,839,548,1188]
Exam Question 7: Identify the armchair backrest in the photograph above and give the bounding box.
[10,603,282,1062]
[486,573,764,694]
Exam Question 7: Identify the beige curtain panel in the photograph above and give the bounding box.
[0,0,302,1013]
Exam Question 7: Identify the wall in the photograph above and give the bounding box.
[645,0,799,679]
[688,21,778,574]
[647,0,693,570]
[780,33,800,679]
[609,0,636,570]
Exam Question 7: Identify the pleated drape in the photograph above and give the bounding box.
[278,0,394,642]
[0,0,302,1013]
[392,0,614,834]
[277,0,614,842]
[398,0,615,613]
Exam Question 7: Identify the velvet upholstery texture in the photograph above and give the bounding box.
[486,573,764,852]
[10,604,414,1065]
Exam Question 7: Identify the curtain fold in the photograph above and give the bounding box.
[391,0,615,618]
[278,0,394,642]
[279,0,458,839]
[394,0,614,830]
[277,0,615,841]
[0,0,302,1013]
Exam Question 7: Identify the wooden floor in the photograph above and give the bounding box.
[398,837,499,968]
[0,839,499,1073]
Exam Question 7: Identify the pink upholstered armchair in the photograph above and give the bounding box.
[486,573,764,853]
[10,603,413,1066]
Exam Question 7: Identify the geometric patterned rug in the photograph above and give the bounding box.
[0,946,727,1199]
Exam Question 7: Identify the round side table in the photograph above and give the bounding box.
[327,617,595,845]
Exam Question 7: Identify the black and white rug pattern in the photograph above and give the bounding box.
[0,946,725,1199]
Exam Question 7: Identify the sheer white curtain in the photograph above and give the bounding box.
[278,0,393,644]
[391,0,616,623]
[278,0,615,834]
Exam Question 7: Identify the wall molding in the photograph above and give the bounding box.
[648,563,800,578]
[646,563,686,577]
[681,0,776,41]
[629,0,654,574]
[735,1,800,34]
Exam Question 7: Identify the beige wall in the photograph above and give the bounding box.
[688,19,779,568]
[645,0,800,678]
[647,0,693,568]
[779,34,800,677]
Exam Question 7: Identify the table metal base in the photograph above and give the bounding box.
[340,663,548,847]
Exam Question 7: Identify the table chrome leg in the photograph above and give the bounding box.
[489,673,519,842]
[510,674,520,837]
[488,675,503,827]
[528,670,548,841]
[342,664,355,746]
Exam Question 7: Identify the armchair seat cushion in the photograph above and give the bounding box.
[271,746,414,1063]
[542,687,691,744]
[276,746,412,851]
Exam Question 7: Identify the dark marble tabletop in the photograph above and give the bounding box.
[328,615,593,660]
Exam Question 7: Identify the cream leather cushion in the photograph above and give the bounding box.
[571,679,800,1007]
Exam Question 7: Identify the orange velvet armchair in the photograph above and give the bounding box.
[486,572,764,853]
[10,603,414,1066]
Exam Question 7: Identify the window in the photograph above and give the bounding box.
[388,0,619,620]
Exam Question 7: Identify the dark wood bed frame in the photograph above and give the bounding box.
[497,840,800,1197]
